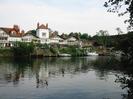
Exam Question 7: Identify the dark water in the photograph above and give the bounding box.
[0,56,130,99]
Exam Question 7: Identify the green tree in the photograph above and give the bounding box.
[117,32,133,62]
[80,33,91,40]
[104,1,133,58]
[12,42,35,57]
[94,30,111,47]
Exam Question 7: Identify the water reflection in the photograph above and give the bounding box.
[0,56,131,99]
[114,61,133,99]
[0,57,116,87]
[0,57,119,85]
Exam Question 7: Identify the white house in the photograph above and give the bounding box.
[0,28,9,47]
[0,25,23,47]
[36,23,50,44]
[50,35,64,44]
[65,36,80,45]
[8,37,22,47]
[0,23,82,47]
[22,33,40,43]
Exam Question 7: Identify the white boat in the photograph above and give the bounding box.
[59,53,71,57]
[87,52,99,56]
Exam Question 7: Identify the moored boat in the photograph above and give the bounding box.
[87,52,99,56]
[59,53,71,57]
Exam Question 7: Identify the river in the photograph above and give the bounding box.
[0,56,130,99]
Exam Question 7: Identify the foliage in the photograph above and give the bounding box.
[49,47,58,54]
[104,0,133,28]
[93,30,112,47]
[11,42,35,57]
[0,48,13,57]
[36,43,49,49]
[59,46,85,56]
[116,27,123,35]
[116,32,133,65]
[80,33,92,40]
[31,30,36,36]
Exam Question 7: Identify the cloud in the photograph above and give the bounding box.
[0,0,128,35]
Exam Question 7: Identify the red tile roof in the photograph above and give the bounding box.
[0,26,24,37]
[37,23,48,29]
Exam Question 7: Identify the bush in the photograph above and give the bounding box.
[11,42,35,57]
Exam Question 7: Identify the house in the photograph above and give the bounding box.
[0,28,9,47]
[49,32,64,44]
[66,36,81,46]
[81,40,94,48]
[22,31,40,43]
[0,25,23,47]
[0,23,83,47]
[36,23,50,44]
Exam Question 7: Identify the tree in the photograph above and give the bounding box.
[12,42,35,57]
[104,0,133,28]
[94,30,111,47]
[31,30,36,35]
[116,27,123,35]
[117,32,133,60]
[80,33,91,40]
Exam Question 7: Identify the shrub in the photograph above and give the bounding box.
[11,42,35,57]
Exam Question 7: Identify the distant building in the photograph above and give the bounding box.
[0,25,24,47]
[49,34,64,44]
[22,32,39,43]
[36,23,50,44]
[0,23,82,47]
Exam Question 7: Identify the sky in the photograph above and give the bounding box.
[0,0,129,35]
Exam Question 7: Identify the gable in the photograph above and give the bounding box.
[23,33,38,39]
[10,30,18,36]
[50,35,63,40]
[0,29,9,37]
[67,37,77,41]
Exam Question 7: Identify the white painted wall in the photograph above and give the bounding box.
[50,36,63,43]
[0,29,9,37]
[22,34,40,43]
[8,37,22,42]
[40,38,50,44]
[67,37,77,42]
[50,39,59,43]
[36,29,49,39]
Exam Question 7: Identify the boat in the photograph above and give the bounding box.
[87,52,99,56]
[59,53,71,57]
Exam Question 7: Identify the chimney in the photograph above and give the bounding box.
[21,30,25,34]
[13,25,20,33]
[46,23,48,29]
[37,22,39,29]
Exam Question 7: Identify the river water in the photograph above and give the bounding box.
[0,56,129,99]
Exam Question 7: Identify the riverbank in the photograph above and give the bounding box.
[0,47,116,58]
[0,42,118,58]
[0,45,87,57]
[0,48,13,57]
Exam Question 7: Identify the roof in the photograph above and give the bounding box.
[60,34,68,40]
[0,27,23,37]
[60,33,80,40]
[0,27,12,34]
[23,32,39,38]
[37,24,48,29]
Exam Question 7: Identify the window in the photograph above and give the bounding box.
[0,31,5,36]
[42,33,46,37]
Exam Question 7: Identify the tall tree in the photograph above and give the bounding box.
[94,30,110,47]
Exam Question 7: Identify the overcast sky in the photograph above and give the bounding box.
[0,0,129,35]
